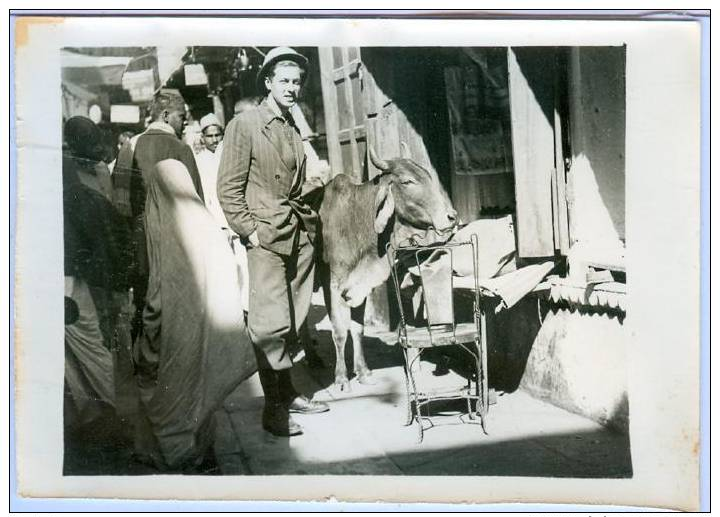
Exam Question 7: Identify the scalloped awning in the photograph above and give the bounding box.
[547,278,626,313]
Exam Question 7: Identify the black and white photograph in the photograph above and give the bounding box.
[11,14,704,510]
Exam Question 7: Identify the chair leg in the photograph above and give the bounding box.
[477,349,487,433]
[477,317,489,434]
[482,314,490,412]
[402,349,413,427]
[416,417,424,444]
[466,375,475,420]
[405,348,425,443]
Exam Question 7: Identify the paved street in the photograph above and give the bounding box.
[214,315,632,478]
[64,302,632,478]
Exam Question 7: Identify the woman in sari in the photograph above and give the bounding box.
[63,117,132,427]
[132,159,256,473]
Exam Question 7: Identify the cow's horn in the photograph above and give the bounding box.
[399,141,411,159]
[368,146,389,171]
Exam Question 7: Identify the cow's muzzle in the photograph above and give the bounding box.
[434,208,458,233]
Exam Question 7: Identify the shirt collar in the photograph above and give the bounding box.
[146,120,178,136]
[68,154,98,173]
[198,146,219,157]
[260,95,295,127]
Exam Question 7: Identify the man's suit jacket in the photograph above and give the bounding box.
[217,100,319,256]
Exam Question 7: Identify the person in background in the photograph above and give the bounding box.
[63,117,131,353]
[108,131,135,174]
[218,47,329,438]
[196,113,224,160]
[113,88,204,340]
[233,97,259,117]
[62,117,133,428]
[196,112,250,314]
[184,116,205,155]
[63,116,113,202]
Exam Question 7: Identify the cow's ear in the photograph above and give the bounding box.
[374,184,395,233]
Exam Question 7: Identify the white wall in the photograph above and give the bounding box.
[567,47,626,247]
[521,308,628,432]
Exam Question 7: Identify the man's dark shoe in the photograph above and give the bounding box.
[288,395,330,414]
[262,404,304,437]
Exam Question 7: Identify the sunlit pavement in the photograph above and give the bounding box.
[215,308,632,478]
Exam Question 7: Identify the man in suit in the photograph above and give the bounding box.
[218,47,329,437]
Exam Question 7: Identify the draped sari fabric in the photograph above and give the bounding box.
[64,276,115,425]
[133,159,256,471]
[63,152,132,426]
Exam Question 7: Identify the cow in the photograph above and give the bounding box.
[317,144,458,391]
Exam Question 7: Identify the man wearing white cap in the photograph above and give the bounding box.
[195,113,250,314]
[218,47,329,437]
[196,113,226,224]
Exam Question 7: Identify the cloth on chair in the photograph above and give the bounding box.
[449,215,553,311]
[399,215,516,287]
[454,261,555,312]
[133,159,256,471]
[450,215,517,279]
[399,215,554,317]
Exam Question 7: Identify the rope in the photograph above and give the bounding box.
[393,225,457,249]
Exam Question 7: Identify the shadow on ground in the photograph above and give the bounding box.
[285,428,632,478]
[63,408,154,476]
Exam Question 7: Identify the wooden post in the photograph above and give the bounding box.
[507,47,557,258]
[340,47,362,180]
[318,47,343,179]
[553,57,571,255]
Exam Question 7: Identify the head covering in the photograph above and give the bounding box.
[199,113,222,133]
[256,46,308,92]
[62,159,132,291]
[64,116,102,158]
[134,158,256,470]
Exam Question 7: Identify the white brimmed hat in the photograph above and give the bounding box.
[256,47,308,91]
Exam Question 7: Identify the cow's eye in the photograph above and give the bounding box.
[400,179,416,185]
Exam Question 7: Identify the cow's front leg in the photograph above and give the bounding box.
[331,329,350,391]
[329,288,351,391]
[350,301,375,385]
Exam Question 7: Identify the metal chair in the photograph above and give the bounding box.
[387,234,489,443]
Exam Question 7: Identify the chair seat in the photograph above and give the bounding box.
[400,321,479,348]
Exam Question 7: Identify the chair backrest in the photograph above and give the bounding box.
[416,248,454,328]
[388,237,479,346]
